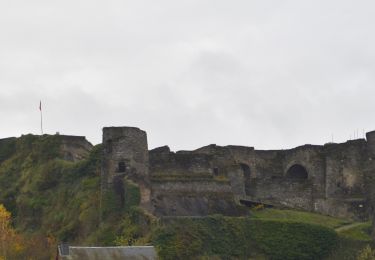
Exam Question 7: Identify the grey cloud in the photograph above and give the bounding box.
[1,0,375,151]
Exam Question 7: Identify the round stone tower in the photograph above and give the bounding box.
[102,127,151,209]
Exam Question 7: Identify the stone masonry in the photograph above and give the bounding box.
[102,126,375,221]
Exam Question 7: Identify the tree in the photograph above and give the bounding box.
[357,245,375,260]
[0,204,24,259]
[0,204,13,258]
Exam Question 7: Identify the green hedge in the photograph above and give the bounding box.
[153,216,338,260]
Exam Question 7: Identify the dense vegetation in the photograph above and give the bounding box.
[0,135,153,256]
[0,134,373,259]
[0,135,101,242]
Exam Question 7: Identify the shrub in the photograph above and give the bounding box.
[357,245,375,260]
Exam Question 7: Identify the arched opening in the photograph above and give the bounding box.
[240,163,251,196]
[118,162,126,173]
[286,164,308,180]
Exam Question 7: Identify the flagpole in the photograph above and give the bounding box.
[40,101,43,135]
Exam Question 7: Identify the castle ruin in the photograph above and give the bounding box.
[101,126,375,221]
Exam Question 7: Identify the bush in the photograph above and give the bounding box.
[357,244,375,260]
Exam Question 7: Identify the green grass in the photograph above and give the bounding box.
[251,208,352,229]
[325,237,369,260]
[153,209,370,259]
[250,208,373,259]
[337,222,372,241]
[153,216,338,260]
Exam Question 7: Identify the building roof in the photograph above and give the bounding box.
[58,245,157,260]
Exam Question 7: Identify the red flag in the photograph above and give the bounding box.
[39,101,42,111]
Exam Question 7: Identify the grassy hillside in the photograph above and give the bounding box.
[250,208,372,260]
[151,209,373,260]
[251,208,352,229]
[0,134,373,259]
[153,216,338,260]
[0,135,99,240]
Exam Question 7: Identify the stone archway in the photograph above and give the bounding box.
[286,164,308,180]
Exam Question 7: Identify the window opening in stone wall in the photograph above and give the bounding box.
[240,163,251,196]
[286,164,308,180]
[118,161,126,173]
[213,167,219,176]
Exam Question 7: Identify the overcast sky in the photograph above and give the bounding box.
[1,0,375,151]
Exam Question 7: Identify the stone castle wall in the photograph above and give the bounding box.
[101,127,375,221]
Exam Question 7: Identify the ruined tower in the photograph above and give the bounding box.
[101,127,151,210]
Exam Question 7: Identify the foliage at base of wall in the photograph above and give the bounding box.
[98,179,154,247]
[101,179,141,219]
[153,216,338,260]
